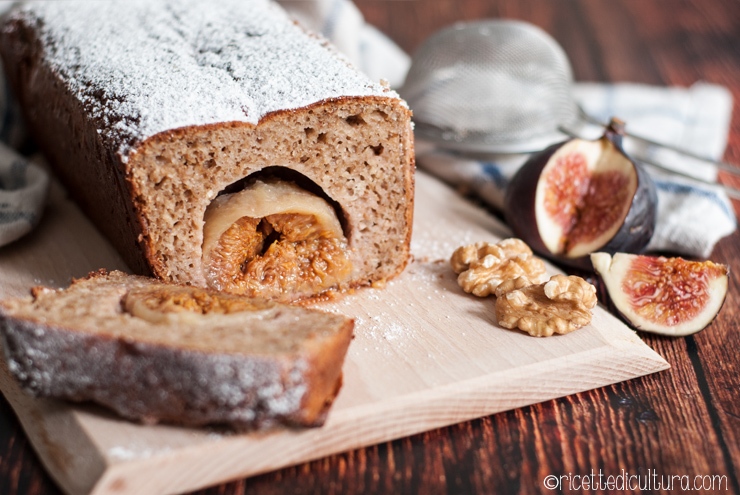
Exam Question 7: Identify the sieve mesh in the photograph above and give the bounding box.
[401,20,579,153]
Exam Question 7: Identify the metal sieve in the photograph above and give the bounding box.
[400,19,578,154]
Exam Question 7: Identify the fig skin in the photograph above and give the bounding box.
[591,252,729,336]
[504,120,657,270]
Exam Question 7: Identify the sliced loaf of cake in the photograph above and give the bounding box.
[0,270,354,429]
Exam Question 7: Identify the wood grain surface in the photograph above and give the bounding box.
[0,171,667,495]
[2,0,740,494]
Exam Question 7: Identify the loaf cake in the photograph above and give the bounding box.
[0,0,415,302]
[0,270,354,429]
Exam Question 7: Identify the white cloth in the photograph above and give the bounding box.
[0,143,49,247]
[0,0,735,257]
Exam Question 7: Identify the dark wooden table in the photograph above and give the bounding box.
[2,0,739,493]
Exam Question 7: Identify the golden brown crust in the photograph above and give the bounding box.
[0,270,355,429]
[297,318,354,425]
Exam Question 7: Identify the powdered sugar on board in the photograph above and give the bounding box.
[410,172,513,262]
[8,0,394,161]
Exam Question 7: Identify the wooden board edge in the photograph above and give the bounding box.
[0,353,107,495]
[85,338,668,495]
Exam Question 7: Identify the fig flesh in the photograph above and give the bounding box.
[591,252,729,336]
[505,119,657,269]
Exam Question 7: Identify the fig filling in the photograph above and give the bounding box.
[538,140,636,257]
[623,256,726,326]
[202,179,352,302]
[124,285,275,324]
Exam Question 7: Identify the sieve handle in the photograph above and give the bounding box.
[577,106,740,177]
[558,126,740,201]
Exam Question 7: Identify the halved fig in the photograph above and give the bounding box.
[591,252,729,336]
[505,119,657,269]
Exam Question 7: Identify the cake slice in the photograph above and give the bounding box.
[0,270,354,429]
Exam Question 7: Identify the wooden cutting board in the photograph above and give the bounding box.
[0,171,669,495]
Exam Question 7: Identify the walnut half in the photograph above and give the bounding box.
[495,274,597,337]
[450,239,547,297]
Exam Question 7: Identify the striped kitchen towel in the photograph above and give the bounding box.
[0,1,49,248]
[0,143,49,247]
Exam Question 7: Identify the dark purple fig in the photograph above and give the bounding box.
[504,119,657,270]
[591,252,729,336]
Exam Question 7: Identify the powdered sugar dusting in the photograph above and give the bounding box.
[11,0,393,160]
[108,444,171,461]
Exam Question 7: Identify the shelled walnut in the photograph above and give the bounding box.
[495,274,597,337]
[494,276,532,298]
[450,239,547,297]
